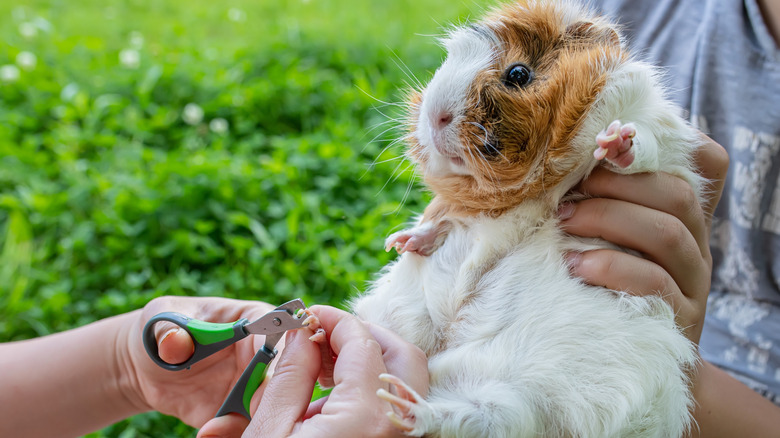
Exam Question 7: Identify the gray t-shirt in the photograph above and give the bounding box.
[591,0,780,403]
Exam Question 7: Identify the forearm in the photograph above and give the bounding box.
[0,311,144,438]
[689,360,780,437]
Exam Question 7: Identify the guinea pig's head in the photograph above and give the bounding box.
[406,1,626,213]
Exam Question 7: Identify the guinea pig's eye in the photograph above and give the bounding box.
[503,63,534,88]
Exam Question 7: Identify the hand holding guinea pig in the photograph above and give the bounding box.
[561,138,729,346]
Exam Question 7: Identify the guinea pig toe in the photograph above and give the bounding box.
[593,146,609,160]
[611,149,636,168]
[378,373,431,435]
[596,129,619,145]
[302,309,322,332]
[385,231,412,253]
[595,120,637,164]
[620,122,637,139]
[607,119,621,134]
[403,235,423,253]
[308,328,326,343]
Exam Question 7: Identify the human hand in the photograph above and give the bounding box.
[201,305,429,438]
[120,296,276,430]
[559,135,728,344]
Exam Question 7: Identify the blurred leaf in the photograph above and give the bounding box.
[0,209,32,310]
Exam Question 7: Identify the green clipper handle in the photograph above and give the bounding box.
[215,345,275,420]
[142,312,250,371]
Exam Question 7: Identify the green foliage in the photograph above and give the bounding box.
[0,0,492,435]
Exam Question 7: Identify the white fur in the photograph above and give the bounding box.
[416,27,496,178]
[353,6,702,438]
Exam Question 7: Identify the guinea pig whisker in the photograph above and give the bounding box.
[385,160,418,216]
[389,50,425,92]
[377,140,407,163]
[471,143,499,185]
[369,106,406,125]
[366,137,407,174]
[484,141,508,163]
[360,156,405,183]
[370,156,405,166]
[362,132,406,173]
[392,159,417,183]
[356,85,405,108]
[468,123,509,164]
[399,163,417,212]
[366,122,405,150]
[376,157,413,199]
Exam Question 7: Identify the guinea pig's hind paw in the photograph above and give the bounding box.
[378,373,431,436]
[594,120,636,168]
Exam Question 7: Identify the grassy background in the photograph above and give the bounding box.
[0,0,493,436]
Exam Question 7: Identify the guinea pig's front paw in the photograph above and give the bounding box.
[377,373,434,437]
[301,309,326,342]
[594,120,636,168]
[384,224,443,257]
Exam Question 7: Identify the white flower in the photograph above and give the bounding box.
[228,8,246,22]
[119,48,140,69]
[0,65,20,83]
[61,83,79,101]
[18,22,37,38]
[209,118,229,134]
[129,31,144,49]
[15,51,37,71]
[32,17,52,33]
[182,103,204,125]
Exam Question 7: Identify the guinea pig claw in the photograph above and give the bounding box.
[308,328,326,343]
[607,119,621,135]
[302,308,322,332]
[378,373,428,433]
[385,231,412,253]
[620,122,636,139]
[594,120,636,167]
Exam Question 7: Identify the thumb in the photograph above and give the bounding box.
[157,325,195,365]
[243,329,321,438]
[197,414,249,438]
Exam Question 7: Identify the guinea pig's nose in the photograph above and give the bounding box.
[435,111,454,130]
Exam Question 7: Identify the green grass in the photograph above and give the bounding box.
[0,0,495,436]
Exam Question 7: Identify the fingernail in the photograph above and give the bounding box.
[557,202,575,220]
[159,327,180,345]
[564,252,582,275]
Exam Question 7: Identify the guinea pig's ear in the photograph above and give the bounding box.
[565,21,620,48]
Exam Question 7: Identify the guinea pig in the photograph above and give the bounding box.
[350,1,706,437]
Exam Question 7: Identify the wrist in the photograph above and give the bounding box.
[0,310,150,437]
[108,310,153,416]
[689,360,780,437]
